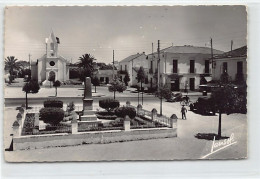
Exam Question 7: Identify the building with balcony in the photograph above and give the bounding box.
[147,45,224,91]
[118,52,149,86]
[212,46,247,83]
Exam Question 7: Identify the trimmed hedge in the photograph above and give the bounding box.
[39,107,64,125]
[115,106,136,119]
[99,98,120,112]
[44,99,63,108]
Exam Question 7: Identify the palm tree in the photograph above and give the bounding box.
[77,53,95,69]
[5,56,21,83]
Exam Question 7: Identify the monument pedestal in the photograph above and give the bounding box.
[79,77,100,128]
[80,98,98,121]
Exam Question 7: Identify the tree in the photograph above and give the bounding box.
[210,84,241,138]
[22,80,40,109]
[220,72,232,84]
[136,66,146,105]
[5,56,21,83]
[77,53,96,78]
[108,77,127,99]
[156,84,171,115]
[48,72,55,88]
[92,76,100,93]
[78,68,92,82]
[123,71,130,86]
[53,80,61,97]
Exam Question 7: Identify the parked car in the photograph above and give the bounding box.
[167,92,183,102]
[190,97,215,115]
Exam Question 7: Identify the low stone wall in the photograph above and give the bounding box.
[13,128,177,151]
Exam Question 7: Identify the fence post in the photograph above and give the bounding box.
[16,113,22,126]
[124,115,131,131]
[151,108,157,121]
[170,114,178,128]
[33,113,40,134]
[12,120,20,137]
[71,112,78,134]
[126,101,131,107]
[137,104,142,116]
[19,107,24,115]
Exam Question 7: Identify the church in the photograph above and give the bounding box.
[31,31,70,85]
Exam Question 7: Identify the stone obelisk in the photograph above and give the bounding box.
[80,77,97,121]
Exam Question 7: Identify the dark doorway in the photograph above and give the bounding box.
[171,79,180,91]
[237,61,243,74]
[190,78,195,91]
[105,77,109,84]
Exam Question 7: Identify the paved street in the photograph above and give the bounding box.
[4,86,247,162]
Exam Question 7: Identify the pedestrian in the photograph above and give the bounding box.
[181,105,187,120]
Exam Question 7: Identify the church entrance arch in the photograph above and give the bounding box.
[48,71,56,81]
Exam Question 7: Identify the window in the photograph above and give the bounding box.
[190,60,195,73]
[150,61,153,73]
[49,61,55,66]
[173,60,178,73]
[120,65,122,71]
[205,60,210,73]
[125,65,127,71]
[50,43,54,50]
[237,61,243,74]
[223,62,228,73]
[100,77,104,82]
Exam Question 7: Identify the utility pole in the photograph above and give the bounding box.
[112,50,115,80]
[157,40,162,116]
[231,40,233,53]
[157,40,160,91]
[29,53,31,70]
[210,38,213,68]
[112,50,116,99]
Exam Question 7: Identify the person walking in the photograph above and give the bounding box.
[181,105,187,120]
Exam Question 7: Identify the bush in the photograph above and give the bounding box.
[44,99,63,108]
[115,106,136,119]
[39,107,64,125]
[66,101,75,113]
[99,98,120,112]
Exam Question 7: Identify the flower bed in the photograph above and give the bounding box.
[96,111,117,120]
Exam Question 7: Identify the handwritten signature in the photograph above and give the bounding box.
[201,133,237,159]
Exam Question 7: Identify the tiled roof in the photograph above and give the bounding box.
[214,46,247,59]
[119,53,145,63]
[148,45,224,55]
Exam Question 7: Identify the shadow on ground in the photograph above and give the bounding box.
[190,110,217,116]
[195,133,229,140]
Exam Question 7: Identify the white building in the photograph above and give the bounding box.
[212,46,247,82]
[147,45,224,91]
[118,52,149,87]
[31,31,70,85]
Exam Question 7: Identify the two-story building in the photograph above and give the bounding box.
[212,46,247,83]
[147,45,224,91]
[118,52,149,87]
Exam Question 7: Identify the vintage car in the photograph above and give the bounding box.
[190,97,216,115]
[166,92,183,102]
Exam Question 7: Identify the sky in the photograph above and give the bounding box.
[4,6,247,64]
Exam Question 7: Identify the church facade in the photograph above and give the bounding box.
[31,31,69,85]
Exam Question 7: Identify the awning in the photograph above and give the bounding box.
[204,76,212,82]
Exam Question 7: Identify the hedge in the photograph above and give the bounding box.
[99,98,120,112]
[115,106,136,119]
[39,107,64,125]
[44,99,63,108]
